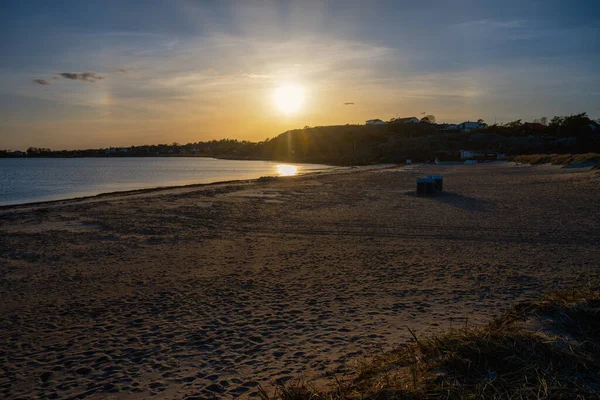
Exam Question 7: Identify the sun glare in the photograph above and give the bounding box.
[274,85,305,114]
[276,164,298,176]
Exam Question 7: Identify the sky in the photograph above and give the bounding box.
[1,0,599,150]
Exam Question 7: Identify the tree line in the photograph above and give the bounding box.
[2,112,598,165]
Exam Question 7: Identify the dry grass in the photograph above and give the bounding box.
[512,153,600,166]
[260,285,600,399]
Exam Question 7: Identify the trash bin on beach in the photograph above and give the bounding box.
[417,177,436,195]
[427,175,443,191]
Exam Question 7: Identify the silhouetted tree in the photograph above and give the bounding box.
[420,115,436,124]
[549,113,593,136]
[549,116,564,128]
[504,119,522,129]
[562,113,592,130]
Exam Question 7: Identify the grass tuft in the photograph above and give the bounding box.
[261,284,600,399]
[512,153,600,166]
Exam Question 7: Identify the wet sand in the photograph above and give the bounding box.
[1,163,599,399]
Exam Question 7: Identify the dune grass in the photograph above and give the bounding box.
[512,153,600,166]
[260,284,600,399]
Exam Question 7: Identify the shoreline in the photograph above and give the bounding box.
[0,178,252,210]
[0,164,355,211]
[3,159,595,210]
[3,161,591,211]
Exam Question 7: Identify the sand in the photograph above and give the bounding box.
[1,163,599,399]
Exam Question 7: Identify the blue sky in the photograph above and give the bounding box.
[1,0,599,149]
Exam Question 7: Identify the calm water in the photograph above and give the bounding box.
[0,158,334,206]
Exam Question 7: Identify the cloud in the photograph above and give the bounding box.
[455,19,524,29]
[117,69,129,74]
[493,20,524,29]
[32,79,51,85]
[343,102,355,105]
[58,72,105,82]
[242,73,272,79]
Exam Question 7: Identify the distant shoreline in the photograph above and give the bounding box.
[0,154,339,164]
[0,154,352,167]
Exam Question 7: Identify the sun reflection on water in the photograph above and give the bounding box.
[276,164,298,176]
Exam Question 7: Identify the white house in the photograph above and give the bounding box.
[459,150,478,159]
[366,119,386,125]
[460,150,506,160]
[393,117,419,124]
[458,121,486,132]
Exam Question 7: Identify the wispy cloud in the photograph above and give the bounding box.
[242,73,272,79]
[58,72,105,82]
[343,102,355,105]
[32,79,51,85]
[455,19,524,29]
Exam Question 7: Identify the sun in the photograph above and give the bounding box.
[274,84,305,114]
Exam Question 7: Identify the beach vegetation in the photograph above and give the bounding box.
[260,284,600,399]
[512,153,600,166]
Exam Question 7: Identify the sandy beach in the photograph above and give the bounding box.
[1,163,599,399]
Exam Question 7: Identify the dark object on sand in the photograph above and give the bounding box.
[427,175,443,191]
[417,178,436,195]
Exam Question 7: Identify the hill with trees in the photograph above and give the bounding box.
[2,113,599,165]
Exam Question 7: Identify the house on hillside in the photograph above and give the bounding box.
[366,119,386,125]
[392,117,419,124]
[443,124,459,131]
[458,121,486,132]
[459,150,479,160]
